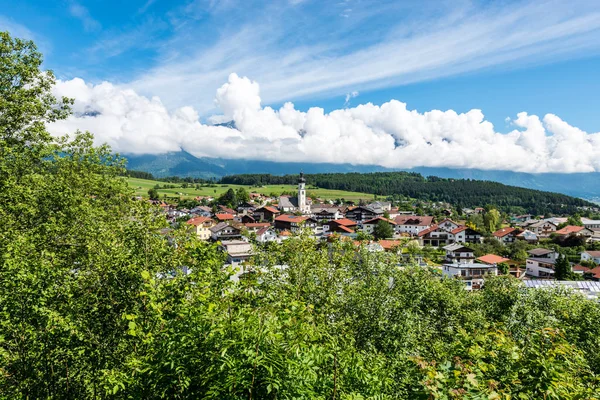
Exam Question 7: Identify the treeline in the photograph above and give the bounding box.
[221,172,594,214]
[126,169,215,184]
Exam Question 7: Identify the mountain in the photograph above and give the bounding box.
[124,151,600,200]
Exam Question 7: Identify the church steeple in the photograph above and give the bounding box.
[298,171,308,213]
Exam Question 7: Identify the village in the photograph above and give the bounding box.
[148,172,600,296]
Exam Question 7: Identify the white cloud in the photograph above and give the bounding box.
[344,91,359,107]
[68,2,101,32]
[49,74,600,173]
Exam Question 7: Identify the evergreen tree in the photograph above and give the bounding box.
[373,220,394,239]
[554,255,572,280]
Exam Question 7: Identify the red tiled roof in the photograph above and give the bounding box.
[555,226,586,235]
[215,213,234,221]
[275,214,310,223]
[573,264,591,272]
[363,216,397,225]
[218,205,236,214]
[337,225,354,233]
[256,226,272,236]
[477,254,510,265]
[451,226,467,234]
[493,227,518,238]
[417,224,439,237]
[260,206,280,214]
[588,266,600,279]
[330,218,357,227]
[186,216,213,226]
[584,251,600,257]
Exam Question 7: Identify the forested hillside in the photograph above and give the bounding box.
[221,172,594,214]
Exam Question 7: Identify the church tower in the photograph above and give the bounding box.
[298,172,308,214]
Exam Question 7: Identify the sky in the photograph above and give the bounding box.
[2,0,600,173]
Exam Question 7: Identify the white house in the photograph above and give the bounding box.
[443,243,476,264]
[442,262,498,290]
[525,248,559,278]
[394,215,434,235]
[220,240,253,265]
[256,226,279,243]
[581,251,600,265]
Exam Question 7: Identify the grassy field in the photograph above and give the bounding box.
[127,177,376,202]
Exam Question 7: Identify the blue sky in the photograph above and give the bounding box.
[3,0,600,172]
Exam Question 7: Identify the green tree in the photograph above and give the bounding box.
[218,188,237,208]
[554,255,572,280]
[373,220,394,239]
[484,208,501,232]
[148,187,159,200]
[497,262,510,275]
[236,187,250,204]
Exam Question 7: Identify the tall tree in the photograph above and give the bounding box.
[554,255,572,281]
[373,220,394,239]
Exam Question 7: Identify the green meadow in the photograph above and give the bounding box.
[127,177,376,202]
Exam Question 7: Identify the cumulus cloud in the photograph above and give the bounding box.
[49,74,600,173]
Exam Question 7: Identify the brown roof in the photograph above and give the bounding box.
[378,240,402,251]
[275,214,311,223]
[260,206,280,214]
[330,218,357,227]
[584,251,600,257]
[451,226,467,234]
[493,227,518,238]
[337,225,355,233]
[588,266,600,279]
[555,226,586,235]
[573,264,591,272]
[215,213,235,221]
[527,248,554,256]
[395,215,434,226]
[477,254,510,265]
[417,224,439,237]
[186,216,213,226]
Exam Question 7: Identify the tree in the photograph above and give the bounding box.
[497,262,510,275]
[355,231,373,241]
[554,255,572,280]
[567,214,584,226]
[383,210,391,219]
[373,220,394,239]
[236,187,250,204]
[148,187,159,200]
[483,208,501,233]
[218,188,237,208]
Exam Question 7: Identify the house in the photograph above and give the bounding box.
[554,225,594,239]
[394,215,434,235]
[525,220,558,237]
[253,206,280,222]
[443,243,475,264]
[516,229,538,243]
[345,206,383,222]
[237,202,255,215]
[418,225,452,247]
[442,262,498,290]
[493,227,519,244]
[325,218,357,234]
[581,250,600,265]
[582,218,600,229]
[437,219,461,232]
[360,217,397,236]
[312,208,342,222]
[220,240,252,265]
[367,201,392,211]
[210,222,243,241]
[239,214,256,224]
[274,214,318,232]
[186,216,215,240]
[218,205,237,215]
[256,226,279,243]
[190,206,212,217]
[243,222,272,233]
[525,248,560,278]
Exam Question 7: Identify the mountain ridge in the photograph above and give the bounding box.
[124,151,600,200]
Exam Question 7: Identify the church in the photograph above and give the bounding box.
[278,172,311,214]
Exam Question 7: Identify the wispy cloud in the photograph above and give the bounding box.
[124,0,600,114]
[68,1,101,32]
